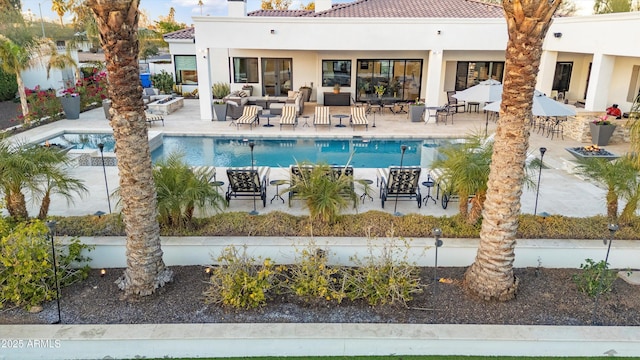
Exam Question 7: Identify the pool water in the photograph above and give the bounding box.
[152,137,448,168]
[41,133,452,168]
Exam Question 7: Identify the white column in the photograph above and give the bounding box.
[227,0,247,17]
[584,53,615,111]
[196,48,213,121]
[425,50,444,107]
[536,50,558,96]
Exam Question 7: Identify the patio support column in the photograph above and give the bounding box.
[425,49,444,108]
[197,47,214,121]
[584,53,615,112]
[536,50,558,97]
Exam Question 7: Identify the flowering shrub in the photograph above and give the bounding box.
[76,70,108,109]
[593,115,612,125]
[22,86,63,122]
[411,98,424,106]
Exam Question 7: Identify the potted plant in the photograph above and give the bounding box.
[333,83,341,94]
[58,87,81,120]
[212,82,230,99]
[590,115,617,146]
[212,100,227,121]
[409,98,425,122]
[374,84,386,98]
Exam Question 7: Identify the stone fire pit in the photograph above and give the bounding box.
[565,145,619,161]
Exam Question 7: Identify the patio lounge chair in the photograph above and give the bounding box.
[279,104,298,130]
[236,105,260,130]
[313,106,331,130]
[288,164,354,206]
[377,166,422,209]
[144,112,164,126]
[350,106,368,131]
[225,166,270,207]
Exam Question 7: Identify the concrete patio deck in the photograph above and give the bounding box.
[5,98,632,219]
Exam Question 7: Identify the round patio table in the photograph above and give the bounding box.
[260,113,277,127]
[333,114,349,128]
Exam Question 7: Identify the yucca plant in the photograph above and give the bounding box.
[286,160,365,225]
[153,152,225,228]
[212,82,231,99]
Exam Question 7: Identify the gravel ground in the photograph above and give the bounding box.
[0,100,20,130]
[2,266,639,326]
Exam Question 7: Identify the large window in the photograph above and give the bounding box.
[322,60,351,87]
[233,57,259,83]
[355,59,423,101]
[174,55,198,85]
[628,65,640,102]
[552,62,573,93]
[455,61,505,91]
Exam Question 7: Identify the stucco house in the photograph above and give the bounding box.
[161,0,640,121]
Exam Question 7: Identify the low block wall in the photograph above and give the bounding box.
[564,111,630,144]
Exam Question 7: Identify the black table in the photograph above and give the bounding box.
[261,113,277,127]
[301,115,310,127]
[333,114,349,128]
[270,179,286,203]
[422,180,436,206]
[359,179,374,203]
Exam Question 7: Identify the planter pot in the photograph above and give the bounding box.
[299,87,311,102]
[102,99,112,120]
[589,123,616,146]
[213,103,227,121]
[409,105,424,122]
[60,95,80,120]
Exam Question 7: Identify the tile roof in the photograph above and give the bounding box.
[249,0,504,18]
[163,27,195,40]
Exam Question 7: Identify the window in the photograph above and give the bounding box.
[627,65,640,102]
[174,55,198,85]
[455,61,505,91]
[355,59,423,101]
[322,60,351,87]
[552,62,573,92]
[233,58,259,83]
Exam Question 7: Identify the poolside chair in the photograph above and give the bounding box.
[225,166,270,207]
[313,106,331,130]
[279,104,298,130]
[191,166,216,183]
[447,91,465,113]
[378,166,422,209]
[144,112,164,127]
[350,106,369,131]
[236,105,260,130]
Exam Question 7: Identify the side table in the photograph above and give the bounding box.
[359,179,374,203]
[422,180,436,206]
[301,115,310,127]
[270,179,286,203]
[333,114,349,128]
[467,102,480,113]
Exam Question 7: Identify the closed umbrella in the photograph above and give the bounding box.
[452,79,503,103]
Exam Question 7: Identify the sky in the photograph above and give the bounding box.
[22,0,596,27]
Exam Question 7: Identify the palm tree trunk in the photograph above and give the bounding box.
[464,0,560,301]
[606,190,618,221]
[6,191,28,220]
[87,0,172,297]
[16,72,29,122]
[38,191,51,220]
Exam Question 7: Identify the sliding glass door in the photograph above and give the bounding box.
[262,58,292,96]
[355,59,423,101]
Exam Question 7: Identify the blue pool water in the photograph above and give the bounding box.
[42,133,451,168]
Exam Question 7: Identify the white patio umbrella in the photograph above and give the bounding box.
[482,90,576,117]
[452,79,503,103]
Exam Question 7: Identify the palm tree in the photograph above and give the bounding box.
[431,134,493,224]
[153,152,224,228]
[0,139,86,220]
[86,0,173,297]
[51,0,69,27]
[0,35,32,121]
[574,155,638,222]
[463,0,561,301]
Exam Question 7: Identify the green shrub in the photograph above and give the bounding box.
[203,246,276,309]
[0,68,17,101]
[344,238,423,306]
[0,220,92,310]
[278,242,345,303]
[572,258,617,297]
[150,70,174,94]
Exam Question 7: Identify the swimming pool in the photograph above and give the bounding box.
[42,133,452,168]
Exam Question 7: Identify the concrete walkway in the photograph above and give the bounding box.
[4,99,632,219]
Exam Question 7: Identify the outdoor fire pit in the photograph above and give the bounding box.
[565,145,619,161]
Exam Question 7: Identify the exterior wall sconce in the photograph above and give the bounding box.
[198,48,207,59]
[553,32,562,38]
[437,30,441,35]
[270,29,276,34]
